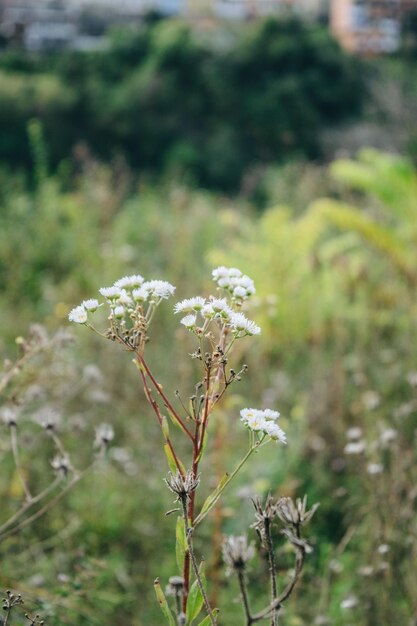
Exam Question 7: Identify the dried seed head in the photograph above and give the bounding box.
[165,575,185,597]
[251,494,279,544]
[281,528,313,554]
[51,454,70,476]
[164,470,200,501]
[222,535,255,572]
[276,495,319,529]
[94,423,114,449]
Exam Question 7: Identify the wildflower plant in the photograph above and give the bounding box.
[69,267,314,624]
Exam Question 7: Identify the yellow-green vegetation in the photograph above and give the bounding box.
[1,149,416,624]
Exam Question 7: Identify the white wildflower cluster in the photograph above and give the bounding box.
[240,408,286,444]
[68,274,176,325]
[212,266,255,302]
[174,297,260,336]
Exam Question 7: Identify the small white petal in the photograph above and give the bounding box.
[180,314,197,329]
[68,305,88,324]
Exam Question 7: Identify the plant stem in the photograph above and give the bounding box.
[181,496,217,625]
[264,518,278,626]
[137,354,194,441]
[194,442,259,526]
[237,570,253,626]
[10,425,32,501]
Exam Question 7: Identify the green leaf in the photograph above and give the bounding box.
[154,578,176,626]
[186,561,206,625]
[176,516,187,575]
[195,608,219,626]
[164,444,186,475]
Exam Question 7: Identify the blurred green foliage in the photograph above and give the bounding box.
[0,17,364,191]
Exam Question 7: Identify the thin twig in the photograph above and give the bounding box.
[237,570,253,626]
[10,425,32,501]
[264,518,278,626]
[0,474,62,536]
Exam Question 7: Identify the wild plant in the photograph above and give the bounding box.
[0,325,112,545]
[69,267,318,624]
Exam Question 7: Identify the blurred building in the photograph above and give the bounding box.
[330,0,417,54]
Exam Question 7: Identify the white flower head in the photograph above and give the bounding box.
[180,314,197,329]
[229,312,261,336]
[264,421,287,444]
[263,409,280,421]
[233,285,247,299]
[132,286,149,302]
[344,441,366,455]
[240,408,286,443]
[202,298,232,320]
[174,297,206,314]
[114,274,144,289]
[113,306,125,319]
[143,280,176,300]
[117,289,133,306]
[82,298,101,312]
[212,266,230,280]
[99,286,122,301]
[240,408,262,424]
[68,305,88,324]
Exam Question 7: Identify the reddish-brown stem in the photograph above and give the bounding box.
[197,367,212,457]
[137,353,194,441]
[137,364,185,477]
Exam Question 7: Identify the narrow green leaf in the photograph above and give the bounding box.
[163,444,186,475]
[167,407,185,430]
[195,608,219,626]
[186,561,206,625]
[186,579,204,625]
[176,516,187,575]
[154,578,176,626]
[164,444,178,474]
[162,415,170,439]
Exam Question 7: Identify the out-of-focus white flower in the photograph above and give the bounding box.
[346,426,363,440]
[379,428,397,446]
[132,286,149,302]
[233,285,247,299]
[367,462,383,475]
[344,441,366,455]
[82,299,101,312]
[68,305,88,324]
[263,421,287,444]
[212,266,256,299]
[1,406,18,426]
[377,544,390,555]
[143,280,176,299]
[180,314,197,329]
[174,297,206,314]
[117,289,133,305]
[362,390,380,410]
[212,266,230,280]
[113,306,125,319]
[202,298,232,319]
[263,409,280,421]
[114,274,144,289]
[99,286,122,301]
[240,408,286,443]
[229,312,261,336]
[340,595,358,610]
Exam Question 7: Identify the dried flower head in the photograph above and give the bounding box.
[276,495,319,529]
[222,535,255,572]
[50,454,71,476]
[164,470,200,501]
[94,423,114,449]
